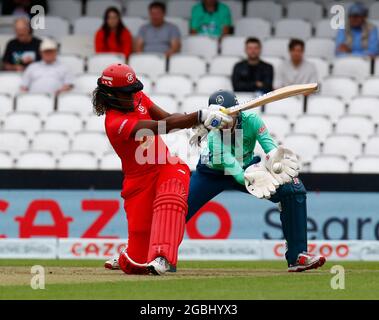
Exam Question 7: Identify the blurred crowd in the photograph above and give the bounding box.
[1,0,379,97]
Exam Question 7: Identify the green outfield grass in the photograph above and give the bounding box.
[0,259,378,300]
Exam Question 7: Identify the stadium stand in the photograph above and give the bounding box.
[0,0,379,173]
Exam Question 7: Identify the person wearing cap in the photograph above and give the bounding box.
[335,2,379,57]
[20,38,74,94]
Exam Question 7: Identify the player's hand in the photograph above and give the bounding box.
[199,105,233,130]
[265,147,300,185]
[244,162,279,199]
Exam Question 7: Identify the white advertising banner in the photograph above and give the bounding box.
[0,238,57,259]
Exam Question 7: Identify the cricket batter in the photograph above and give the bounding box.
[186,90,326,272]
[94,63,232,275]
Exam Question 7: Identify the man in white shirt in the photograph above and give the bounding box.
[20,38,74,95]
[274,39,318,89]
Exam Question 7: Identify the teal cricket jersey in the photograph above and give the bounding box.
[200,111,278,185]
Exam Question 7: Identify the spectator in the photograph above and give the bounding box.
[135,1,181,57]
[190,0,232,38]
[2,17,41,71]
[336,2,379,57]
[95,7,133,59]
[2,0,48,16]
[232,38,273,94]
[274,39,318,89]
[20,38,74,95]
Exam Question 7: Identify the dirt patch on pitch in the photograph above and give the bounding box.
[0,266,292,286]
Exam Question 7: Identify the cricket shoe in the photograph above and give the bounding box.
[147,256,171,275]
[288,252,326,272]
[104,254,121,270]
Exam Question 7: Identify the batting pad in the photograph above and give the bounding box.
[148,178,188,266]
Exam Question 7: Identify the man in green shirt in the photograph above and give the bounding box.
[186,90,326,272]
[190,0,232,38]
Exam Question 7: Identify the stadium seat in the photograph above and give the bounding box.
[49,0,82,22]
[86,0,122,16]
[181,94,209,113]
[15,93,54,119]
[315,19,338,39]
[262,38,289,59]
[332,57,371,81]
[100,151,121,170]
[137,74,153,94]
[0,131,29,157]
[352,155,379,173]
[348,96,379,123]
[0,151,13,169]
[305,38,335,61]
[335,115,374,141]
[122,16,147,37]
[71,132,111,157]
[57,92,93,117]
[310,155,350,173]
[182,36,218,61]
[209,55,241,76]
[196,75,232,94]
[307,95,346,123]
[32,131,70,157]
[58,151,98,170]
[274,19,312,40]
[375,58,379,76]
[165,17,189,37]
[33,17,70,39]
[58,55,85,76]
[261,56,284,73]
[73,17,102,35]
[246,1,283,23]
[3,112,41,139]
[168,54,207,81]
[223,0,243,21]
[264,97,303,122]
[365,135,379,155]
[234,18,271,38]
[260,115,291,142]
[0,94,13,117]
[154,74,193,99]
[125,0,154,18]
[60,35,94,58]
[44,112,83,138]
[149,94,179,114]
[0,73,22,97]
[320,77,359,101]
[220,36,246,56]
[16,151,56,169]
[287,1,323,23]
[293,115,333,140]
[306,57,330,80]
[361,77,379,96]
[87,54,125,74]
[284,133,320,164]
[323,134,362,161]
[167,0,196,19]
[73,74,99,95]
[0,34,13,57]
[369,2,379,19]
[85,115,104,132]
[129,53,166,81]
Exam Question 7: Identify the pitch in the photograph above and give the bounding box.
[0,260,378,300]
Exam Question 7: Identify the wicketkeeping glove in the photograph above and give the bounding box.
[244,162,279,199]
[265,147,300,185]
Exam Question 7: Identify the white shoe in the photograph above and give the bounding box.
[147,256,170,275]
[104,254,120,270]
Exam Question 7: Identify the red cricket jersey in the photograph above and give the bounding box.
[105,91,171,180]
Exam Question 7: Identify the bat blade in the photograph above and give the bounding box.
[226,83,319,115]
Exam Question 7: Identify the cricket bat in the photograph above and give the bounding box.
[225,83,319,116]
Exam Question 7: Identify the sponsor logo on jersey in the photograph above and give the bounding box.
[258,125,266,134]
[137,105,147,114]
[118,119,128,135]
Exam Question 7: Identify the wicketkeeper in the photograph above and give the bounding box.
[186,90,326,272]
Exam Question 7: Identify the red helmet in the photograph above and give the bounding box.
[98,63,143,93]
